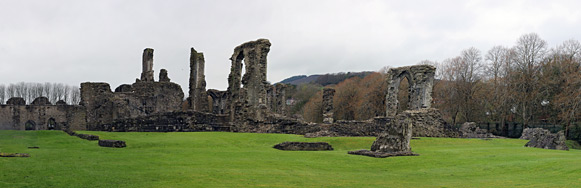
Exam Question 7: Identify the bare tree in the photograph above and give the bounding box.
[0,84,5,104]
[70,85,81,105]
[512,33,547,128]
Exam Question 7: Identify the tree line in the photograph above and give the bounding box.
[432,33,580,136]
[0,82,81,105]
[293,33,580,137]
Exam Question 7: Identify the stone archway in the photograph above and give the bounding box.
[385,65,436,117]
[48,118,56,130]
[25,120,36,130]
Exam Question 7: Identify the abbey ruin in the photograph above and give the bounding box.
[0,39,456,142]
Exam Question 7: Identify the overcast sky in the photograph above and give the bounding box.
[1,0,580,91]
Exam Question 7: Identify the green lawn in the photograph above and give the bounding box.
[1,130,580,187]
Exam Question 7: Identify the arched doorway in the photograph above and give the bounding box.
[47,118,56,130]
[25,120,36,130]
[397,75,412,113]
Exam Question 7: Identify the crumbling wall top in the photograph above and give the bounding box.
[6,97,26,105]
[31,97,51,105]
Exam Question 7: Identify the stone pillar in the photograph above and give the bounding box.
[159,69,170,82]
[322,88,335,124]
[141,48,155,82]
[189,48,208,112]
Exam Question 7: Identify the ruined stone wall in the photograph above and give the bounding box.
[400,108,459,137]
[96,111,228,132]
[267,83,288,115]
[207,89,228,114]
[189,48,209,112]
[227,39,271,122]
[385,65,435,117]
[82,48,184,130]
[81,81,184,130]
[0,97,86,130]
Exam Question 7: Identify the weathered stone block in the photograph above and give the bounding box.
[273,142,333,151]
[98,140,126,148]
[460,122,497,138]
[370,112,413,153]
[522,128,568,150]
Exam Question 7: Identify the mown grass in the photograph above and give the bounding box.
[1,130,580,187]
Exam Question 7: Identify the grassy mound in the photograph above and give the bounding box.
[1,130,580,187]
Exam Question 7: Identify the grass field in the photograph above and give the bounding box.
[1,130,580,187]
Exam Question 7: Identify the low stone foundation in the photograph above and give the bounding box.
[76,134,99,141]
[273,142,333,151]
[348,150,418,158]
[0,153,30,157]
[98,140,127,148]
[97,111,228,132]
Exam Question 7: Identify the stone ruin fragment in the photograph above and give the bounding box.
[227,39,271,122]
[348,112,418,158]
[385,65,435,117]
[520,128,568,150]
[81,48,184,130]
[140,48,155,82]
[189,48,208,112]
[273,142,334,151]
[322,88,335,124]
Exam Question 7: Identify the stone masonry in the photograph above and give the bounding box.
[385,65,435,117]
[0,97,86,130]
[81,48,184,130]
[207,89,228,114]
[322,88,335,124]
[227,39,271,122]
[267,83,288,115]
[140,48,155,82]
[189,48,209,112]
[348,110,418,158]
[521,128,568,150]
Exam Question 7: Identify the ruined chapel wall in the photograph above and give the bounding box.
[227,39,271,121]
[0,104,86,130]
[385,65,435,117]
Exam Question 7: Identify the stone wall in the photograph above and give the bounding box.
[385,65,435,117]
[189,48,209,112]
[207,89,228,114]
[0,97,86,130]
[81,81,184,130]
[227,39,271,122]
[401,108,458,137]
[96,111,228,132]
[267,83,288,115]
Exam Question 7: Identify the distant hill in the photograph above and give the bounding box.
[279,71,374,86]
